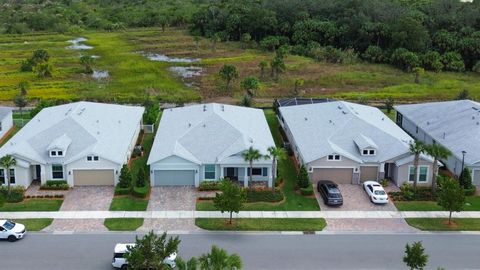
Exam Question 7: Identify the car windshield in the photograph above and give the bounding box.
[374,190,386,195]
[3,220,15,230]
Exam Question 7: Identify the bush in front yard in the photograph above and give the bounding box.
[114,186,131,196]
[246,188,284,202]
[40,180,69,190]
[199,181,220,191]
[465,186,477,196]
[118,164,132,188]
[297,165,310,189]
[135,167,146,187]
[0,186,25,203]
[300,185,313,196]
[132,185,149,198]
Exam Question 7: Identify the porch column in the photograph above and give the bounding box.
[268,166,273,188]
[219,166,224,179]
[378,162,385,180]
[40,164,47,184]
[244,167,248,187]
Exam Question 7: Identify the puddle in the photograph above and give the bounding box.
[91,55,100,59]
[168,66,202,78]
[142,52,200,63]
[92,70,109,79]
[66,37,93,50]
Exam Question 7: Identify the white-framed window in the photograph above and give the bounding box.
[87,156,99,162]
[408,165,429,182]
[50,150,65,157]
[0,168,15,184]
[327,154,341,161]
[362,149,368,155]
[204,164,215,179]
[51,151,57,157]
[362,149,376,156]
[248,168,265,176]
[52,164,64,179]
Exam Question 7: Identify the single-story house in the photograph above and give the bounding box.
[395,100,480,185]
[0,102,144,187]
[0,107,13,141]
[278,101,434,187]
[147,103,275,187]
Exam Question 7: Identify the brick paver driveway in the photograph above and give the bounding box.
[44,186,114,232]
[315,184,398,211]
[138,186,201,232]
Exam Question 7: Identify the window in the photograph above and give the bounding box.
[52,164,64,179]
[9,169,15,184]
[93,156,99,161]
[362,149,368,155]
[262,167,268,176]
[204,164,215,179]
[252,168,262,176]
[419,166,428,182]
[416,126,419,134]
[87,156,99,162]
[369,149,375,155]
[87,156,92,161]
[328,154,340,161]
[396,112,403,125]
[51,151,57,156]
[58,151,63,156]
[408,166,416,182]
[0,169,4,184]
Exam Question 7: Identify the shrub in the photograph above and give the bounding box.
[422,51,443,72]
[114,186,131,196]
[390,48,420,71]
[459,167,472,189]
[0,193,4,207]
[275,177,284,187]
[260,36,280,51]
[297,165,310,188]
[473,61,480,74]
[465,186,477,196]
[362,45,385,63]
[0,186,25,203]
[136,167,146,188]
[40,180,69,190]
[117,164,132,188]
[46,180,68,186]
[380,179,390,187]
[143,103,160,125]
[441,52,465,72]
[300,185,314,196]
[246,188,284,202]
[132,185,149,198]
[199,181,220,191]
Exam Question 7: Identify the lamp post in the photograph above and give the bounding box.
[461,150,467,175]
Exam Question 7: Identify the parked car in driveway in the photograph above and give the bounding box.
[317,180,343,206]
[363,181,389,204]
[0,220,26,242]
[112,243,177,269]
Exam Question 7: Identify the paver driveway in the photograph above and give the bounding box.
[315,184,398,211]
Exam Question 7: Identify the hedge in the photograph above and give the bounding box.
[0,186,25,203]
[198,181,220,191]
[300,185,314,196]
[246,188,284,203]
[25,194,64,199]
[114,186,131,196]
[40,180,69,190]
[132,185,149,198]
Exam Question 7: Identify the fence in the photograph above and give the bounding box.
[142,124,155,133]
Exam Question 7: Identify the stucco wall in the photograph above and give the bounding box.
[65,156,121,186]
[395,159,434,186]
[308,155,359,168]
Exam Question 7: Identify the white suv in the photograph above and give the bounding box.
[112,243,177,269]
[0,220,26,242]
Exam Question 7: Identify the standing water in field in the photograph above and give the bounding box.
[141,52,200,63]
[66,37,93,50]
[168,66,202,78]
[92,70,109,79]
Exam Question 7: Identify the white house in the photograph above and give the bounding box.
[395,100,480,186]
[147,103,276,187]
[0,102,144,187]
[0,107,13,141]
[278,101,434,187]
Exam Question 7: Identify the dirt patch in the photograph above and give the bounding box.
[442,219,459,228]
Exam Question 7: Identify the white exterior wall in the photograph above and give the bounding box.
[0,165,31,187]
[149,156,201,187]
[65,157,121,186]
[0,111,13,140]
[125,121,142,163]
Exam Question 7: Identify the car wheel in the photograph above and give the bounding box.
[120,265,127,270]
[7,235,17,242]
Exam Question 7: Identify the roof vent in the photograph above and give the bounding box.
[249,138,253,143]
[96,120,99,123]
[188,123,191,127]
[427,121,430,125]
[381,117,384,121]
[443,132,446,139]
[97,131,100,135]
[329,120,332,123]
[118,120,121,124]
[203,105,207,112]
[304,117,308,121]
[221,105,225,111]
[472,116,475,120]
[342,111,347,115]
[203,124,206,128]
[337,106,342,110]
[477,122,479,125]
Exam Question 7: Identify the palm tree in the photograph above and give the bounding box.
[242,147,262,189]
[0,155,17,198]
[425,143,451,193]
[265,146,287,193]
[409,140,425,194]
[199,245,242,270]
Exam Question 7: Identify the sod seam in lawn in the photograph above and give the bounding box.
[12,219,53,231]
[195,218,326,231]
[0,199,63,212]
[406,218,480,231]
[104,218,144,231]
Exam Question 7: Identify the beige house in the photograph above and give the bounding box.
[278,101,434,187]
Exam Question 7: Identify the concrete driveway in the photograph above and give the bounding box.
[315,184,398,211]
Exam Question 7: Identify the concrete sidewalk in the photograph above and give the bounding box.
[2,210,480,219]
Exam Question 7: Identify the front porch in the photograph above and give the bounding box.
[219,165,273,188]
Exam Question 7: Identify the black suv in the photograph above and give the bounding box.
[317,180,343,206]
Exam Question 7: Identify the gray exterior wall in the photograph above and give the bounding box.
[395,159,434,187]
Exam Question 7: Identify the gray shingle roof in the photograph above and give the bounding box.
[395,100,480,165]
[147,103,275,165]
[279,101,413,164]
[0,102,144,165]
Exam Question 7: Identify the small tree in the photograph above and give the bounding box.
[199,245,242,270]
[193,35,201,51]
[219,64,239,93]
[294,79,304,95]
[459,167,472,189]
[409,140,426,194]
[412,67,424,84]
[125,231,180,270]
[437,177,465,224]
[240,93,252,107]
[18,81,29,96]
[240,76,260,97]
[0,155,17,198]
[403,241,428,270]
[118,164,132,188]
[265,146,287,193]
[241,147,262,189]
[424,144,451,193]
[34,62,53,78]
[211,33,220,52]
[258,61,268,78]
[385,97,394,114]
[240,33,251,49]
[80,55,94,74]
[270,55,285,80]
[213,179,247,224]
[297,165,310,189]
[136,167,146,187]
[13,94,28,121]
[176,257,198,270]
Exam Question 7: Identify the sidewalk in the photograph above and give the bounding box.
[2,210,480,219]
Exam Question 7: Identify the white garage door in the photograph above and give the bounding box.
[73,170,115,186]
[153,170,195,186]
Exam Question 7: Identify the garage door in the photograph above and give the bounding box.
[360,166,378,182]
[153,170,195,186]
[312,168,353,184]
[73,170,114,186]
[473,170,480,186]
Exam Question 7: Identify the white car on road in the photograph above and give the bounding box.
[0,220,26,242]
[363,181,389,204]
[112,243,177,269]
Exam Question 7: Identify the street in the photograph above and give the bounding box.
[1,232,480,269]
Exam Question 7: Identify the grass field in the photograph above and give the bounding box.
[1,28,479,104]
[195,218,326,231]
[394,196,480,211]
[406,218,480,231]
[104,218,144,231]
[12,219,53,231]
[0,199,63,211]
[109,197,148,211]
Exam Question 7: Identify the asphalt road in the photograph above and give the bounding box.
[1,232,480,270]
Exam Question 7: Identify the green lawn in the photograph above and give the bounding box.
[195,218,326,231]
[109,197,148,211]
[104,218,144,231]
[406,218,480,231]
[0,199,63,211]
[12,219,53,231]
[395,196,480,211]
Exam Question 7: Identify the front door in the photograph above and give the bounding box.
[35,165,41,180]
[225,167,237,181]
[384,163,390,179]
